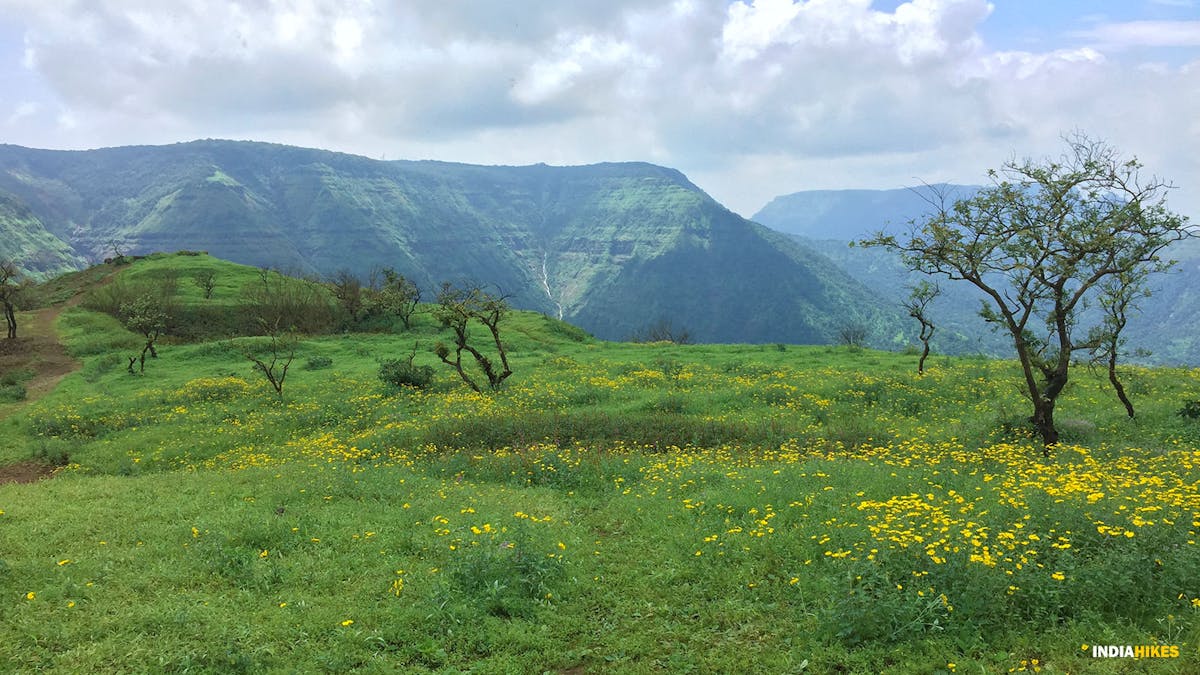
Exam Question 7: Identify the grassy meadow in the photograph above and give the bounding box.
[2,254,1200,673]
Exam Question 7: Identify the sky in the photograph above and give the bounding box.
[1,0,1198,219]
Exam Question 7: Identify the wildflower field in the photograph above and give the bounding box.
[2,260,1200,673]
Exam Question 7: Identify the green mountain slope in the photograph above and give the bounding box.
[0,193,85,280]
[0,140,900,344]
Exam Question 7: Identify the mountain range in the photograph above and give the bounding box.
[3,140,1194,361]
[0,140,899,344]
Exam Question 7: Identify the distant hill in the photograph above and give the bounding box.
[752,185,980,241]
[753,187,1200,364]
[0,192,85,279]
[0,140,902,344]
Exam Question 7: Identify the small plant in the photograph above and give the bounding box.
[380,344,435,390]
[0,368,31,387]
[303,355,333,370]
[119,290,174,374]
[31,438,71,466]
[1178,400,1200,420]
[0,368,32,402]
[0,382,26,403]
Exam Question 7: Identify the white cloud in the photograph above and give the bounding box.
[0,0,1196,220]
[5,101,38,125]
[1074,20,1200,49]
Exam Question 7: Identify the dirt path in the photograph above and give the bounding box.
[0,269,119,484]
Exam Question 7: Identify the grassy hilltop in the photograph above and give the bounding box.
[1,253,1199,673]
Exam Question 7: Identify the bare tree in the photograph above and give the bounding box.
[862,133,1193,452]
[236,321,296,399]
[1088,271,1146,418]
[432,283,512,392]
[903,281,940,374]
[194,270,217,300]
[631,317,692,344]
[0,260,23,339]
[234,269,305,398]
[241,267,333,335]
[836,322,868,348]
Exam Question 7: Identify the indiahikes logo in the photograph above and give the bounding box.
[1086,644,1180,659]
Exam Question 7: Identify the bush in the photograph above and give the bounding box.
[0,368,32,401]
[0,383,26,403]
[303,355,333,370]
[1178,400,1200,420]
[379,358,435,391]
[31,438,72,466]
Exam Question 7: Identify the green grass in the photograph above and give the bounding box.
[2,256,1200,672]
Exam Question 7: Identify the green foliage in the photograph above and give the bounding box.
[1178,400,1200,420]
[433,284,513,392]
[0,368,32,387]
[447,529,566,619]
[303,355,333,370]
[193,269,217,299]
[240,268,336,336]
[378,357,434,391]
[365,268,420,330]
[0,383,26,402]
[862,134,1194,448]
[0,194,85,280]
[539,315,589,342]
[822,561,952,646]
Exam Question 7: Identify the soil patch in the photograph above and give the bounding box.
[0,305,79,403]
[1,267,120,481]
[0,460,56,485]
[1,268,116,405]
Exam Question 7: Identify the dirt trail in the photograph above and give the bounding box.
[0,270,119,484]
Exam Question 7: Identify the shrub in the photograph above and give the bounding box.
[0,368,32,402]
[379,358,435,391]
[31,438,72,466]
[303,355,333,370]
[0,383,26,402]
[1178,400,1200,420]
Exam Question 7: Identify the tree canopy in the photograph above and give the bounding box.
[862,134,1193,451]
